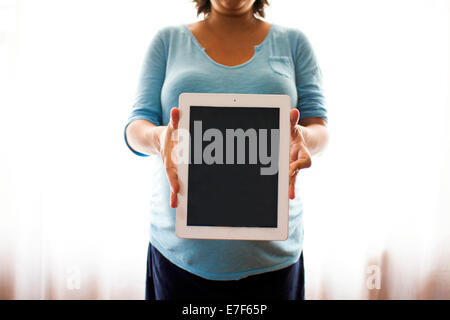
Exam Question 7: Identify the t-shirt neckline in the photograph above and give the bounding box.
[183,23,275,69]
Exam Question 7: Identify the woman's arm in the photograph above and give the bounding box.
[299,117,329,156]
[126,119,165,156]
[288,28,329,198]
[124,28,167,155]
[126,108,181,208]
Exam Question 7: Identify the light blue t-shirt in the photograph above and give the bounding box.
[125,23,327,280]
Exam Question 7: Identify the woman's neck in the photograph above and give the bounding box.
[204,9,260,35]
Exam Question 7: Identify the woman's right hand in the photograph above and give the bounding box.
[159,107,180,208]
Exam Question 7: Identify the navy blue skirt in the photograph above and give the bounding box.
[145,242,305,300]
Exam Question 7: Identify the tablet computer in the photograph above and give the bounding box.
[176,93,290,241]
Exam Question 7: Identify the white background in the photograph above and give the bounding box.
[0,0,449,299]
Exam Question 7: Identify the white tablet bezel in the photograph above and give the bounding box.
[176,93,290,241]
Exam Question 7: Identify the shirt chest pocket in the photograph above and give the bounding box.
[268,56,293,78]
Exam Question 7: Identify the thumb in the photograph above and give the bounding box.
[170,107,180,130]
[290,108,300,133]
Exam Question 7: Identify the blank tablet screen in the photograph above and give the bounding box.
[187,106,280,228]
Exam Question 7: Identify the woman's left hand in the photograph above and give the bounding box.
[289,109,312,199]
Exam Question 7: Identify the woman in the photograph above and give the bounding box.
[125,0,329,300]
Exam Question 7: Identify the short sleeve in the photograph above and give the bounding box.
[292,31,328,123]
[124,29,167,156]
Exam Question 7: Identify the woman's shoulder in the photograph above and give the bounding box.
[152,24,188,40]
[271,23,310,45]
[145,24,190,55]
[270,23,316,60]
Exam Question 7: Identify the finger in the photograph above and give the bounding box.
[167,169,179,208]
[290,109,300,132]
[171,190,178,208]
[289,157,311,176]
[166,166,180,194]
[289,173,297,199]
